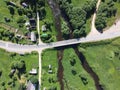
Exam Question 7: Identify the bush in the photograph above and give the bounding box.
[17,8,24,16]
[0,70,2,76]
[7,79,13,85]
[1,81,5,86]
[30,76,38,84]
[17,17,26,23]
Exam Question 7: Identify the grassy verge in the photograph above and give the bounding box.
[62,48,96,90]
[41,49,60,90]
[0,49,38,90]
[79,37,120,90]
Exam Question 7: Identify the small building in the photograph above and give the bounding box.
[41,25,47,32]
[27,32,31,39]
[29,68,37,75]
[10,69,15,74]
[31,32,36,42]
[25,21,30,30]
[48,64,52,70]
[25,21,30,26]
[26,80,36,90]
[22,2,28,8]
[29,18,36,29]
[48,70,52,74]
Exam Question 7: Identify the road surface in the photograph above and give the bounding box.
[0,19,120,53]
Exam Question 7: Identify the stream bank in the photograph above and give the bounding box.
[48,0,64,90]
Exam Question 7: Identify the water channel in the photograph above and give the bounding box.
[48,0,103,90]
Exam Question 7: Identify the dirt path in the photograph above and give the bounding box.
[88,0,101,36]
[38,50,43,89]
[37,12,43,45]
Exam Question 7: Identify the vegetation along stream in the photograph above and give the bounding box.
[48,0,103,90]
[73,45,103,90]
[48,0,64,90]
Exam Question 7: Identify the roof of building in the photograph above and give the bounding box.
[41,33,48,37]
[42,25,47,31]
[29,18,36,28]
[26,80,36,90]
[22,2,28,7]
[31,32,36,42]
[29,68,37,74]
[25,21,30,26]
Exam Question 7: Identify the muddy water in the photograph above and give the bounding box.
[47,0,64,90]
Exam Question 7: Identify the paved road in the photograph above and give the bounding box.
[0,0,119,53]
[0,21,120,53]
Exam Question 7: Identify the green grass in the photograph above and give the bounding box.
[0,49,38,90]
[71,0,87,7]
[0,0,27,34]
[41,49,60,90]
[79,38,120,90]
[86,18,91,34]
[62,48,96,90]
[115,2,120,18]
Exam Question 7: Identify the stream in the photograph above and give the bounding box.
[73,45,103,90]
[48,0,103,90]
[48,0,64,90]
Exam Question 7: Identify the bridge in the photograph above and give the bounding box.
[0,26,120,53]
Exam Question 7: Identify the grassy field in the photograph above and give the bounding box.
[0,49,38,90]
[41,49,60,90]
[0,0,27,34]
[41,48,96,90]
[79,38,120,90]
[62,48,96,90]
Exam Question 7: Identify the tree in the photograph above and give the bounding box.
[71,67,77,75]
[0,70,2,76]
[79,73,88,85]
[8,5,15,16]
[61,22,70,39]
[69,7,86,29]
[38,7,46,20]
[18,8,24,16]
[73,29,81,38]
[18,83,26,90]
[1,81,5,86]
[37,0,45,7]
[30,76,38,84]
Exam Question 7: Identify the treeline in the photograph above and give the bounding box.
[56,0,97,38]
[95,0,119,32]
